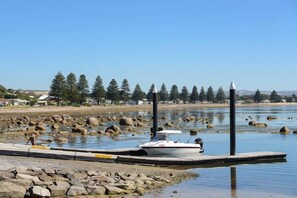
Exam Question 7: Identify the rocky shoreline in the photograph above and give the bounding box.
[0,155,197,197]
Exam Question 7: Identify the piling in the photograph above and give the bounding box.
[230,81,236,155]
[153,85,158,138]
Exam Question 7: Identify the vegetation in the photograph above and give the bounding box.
[2,71,297,106]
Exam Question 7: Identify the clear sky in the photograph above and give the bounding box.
[0,0,296,92]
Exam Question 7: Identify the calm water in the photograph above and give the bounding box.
[50,105,297,197]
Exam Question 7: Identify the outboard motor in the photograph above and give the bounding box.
[194,138,203,149]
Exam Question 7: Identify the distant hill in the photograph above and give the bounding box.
[236,90,297,96]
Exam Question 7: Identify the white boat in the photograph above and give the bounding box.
[138,130,204,157]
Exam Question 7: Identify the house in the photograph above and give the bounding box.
[11,99,29,106]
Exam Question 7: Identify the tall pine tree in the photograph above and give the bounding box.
[206,86,215,103]
[170,85,179,104]
[50,72,67,106]
[180,86,189,103]
[254,89,262,103]
[199,86,206,102]
[159,83,169,103]
[106,79,120,104]
[66,73,79,104]
[92,75,106,105]
[78,74,89,104]
[189,86,199,103]
[131,84,145,102]
[120,79,130,103]
[215,87,226,103]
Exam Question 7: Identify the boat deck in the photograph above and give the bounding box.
[0,143,287,166]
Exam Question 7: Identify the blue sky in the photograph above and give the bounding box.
[0,0,296,92]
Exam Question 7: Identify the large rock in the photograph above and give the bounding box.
[72,127,88,135]
[66,186,88,196]
[104,185,126,195]
[105,125,121,133]
[52,115,63,123]
[86,186,106,195]
[280,126,290,134]
[28,186,51,197]
[48,184,68,197]
[119,117,134,126]
[0,181,26,198]
[86,117,99,126]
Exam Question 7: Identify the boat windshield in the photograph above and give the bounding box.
[152,134,169,141]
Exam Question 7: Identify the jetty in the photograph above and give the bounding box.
[0,143,286,167]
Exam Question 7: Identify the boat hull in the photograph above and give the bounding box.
[141,146,203,157]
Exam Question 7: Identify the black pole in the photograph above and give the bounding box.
[230,166,237,198]
[230,81,236,155]
[153,85,158,138]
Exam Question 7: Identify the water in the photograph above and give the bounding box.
[43,105,297,197]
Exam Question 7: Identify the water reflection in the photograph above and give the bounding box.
[230,166,237,198]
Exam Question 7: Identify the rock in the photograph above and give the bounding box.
[0,181,26,198]
[104,185,126,195]
[164,122,174,127]
[16,173,40,183]
[105,125,121,133]
[52,115,63,123]
[51,124,60,130]
[54,181,70,189]
[86,117,99,126]
[207,124,214,128]
[38,173,53,182]
[48,184,68,197]
[248,121,257,126]
[28,186,51,197]
[86,185,106,195]
[280,126,290,134]
[72,127,88,135]
[119,117,134,126]
[267,116,277,120]
[44,168,56,176]
[62,115,73,122]
[35,123,46,131]
[254,123,268,128]
[66,186,88,196]
[0,171,15,180]
[190,130,198,136]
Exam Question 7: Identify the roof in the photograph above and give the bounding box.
[156,130,182,134]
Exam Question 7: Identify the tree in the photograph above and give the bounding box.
[146,84,155,102]
[189,86,199,103]
[159,83,169,103]
[92,75,106,105]
[206,86,215,103]
[170,85,179,104]
[215,87,226,103]
[180,86,189,103]
[120,79,130,103]
[106,79,120,104]
[66,73,79,104]
[292,94,297,102]
[78,74,89,104]
[254,89,262,103]
[131,84,145,102]
[270,90,281,102]
[50,72,67,106]
[199,86,206,102]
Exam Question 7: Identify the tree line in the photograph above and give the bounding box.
[49,72,228,106]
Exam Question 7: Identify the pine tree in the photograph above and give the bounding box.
[50,72,67,106]
[92,75,106,105]
[66,73,79,104]
[120,79,130,103]
[78,74,89,104]
[254,89,262,103]
[159,83,169,103]
[189,86,199,103]
[206,86,215,103]
[199,86,206,102]
[170,85,179,104]
[270,90,281,102]
[132,84,145,102]
[106,79,120,104]
[146,84,155,102]
[215,87,226,103]
[180,86,189,103]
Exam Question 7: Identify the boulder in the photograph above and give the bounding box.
[105,125,121,133]
[55,137,68,143]
[86,117,99,126]
[72,127,88,135]
[0,181,26,198]
[86,186,106,195]
[267,116,277,121]
[207,124,214,129]
[280,126,290,134]
[66,186,88,196]
[119,117,134,126]
[28,186,51,197]
[48,184,68,197]
[51,124,60,130]
[52,115,63,123]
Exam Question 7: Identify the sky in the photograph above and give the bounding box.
[0,0,296,92]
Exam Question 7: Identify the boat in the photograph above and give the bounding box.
[138,130,204,157]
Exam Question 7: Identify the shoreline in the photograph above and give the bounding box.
[1,102,297,117]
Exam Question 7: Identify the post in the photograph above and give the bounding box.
[153,85,158,138]
[230,81,236,155]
